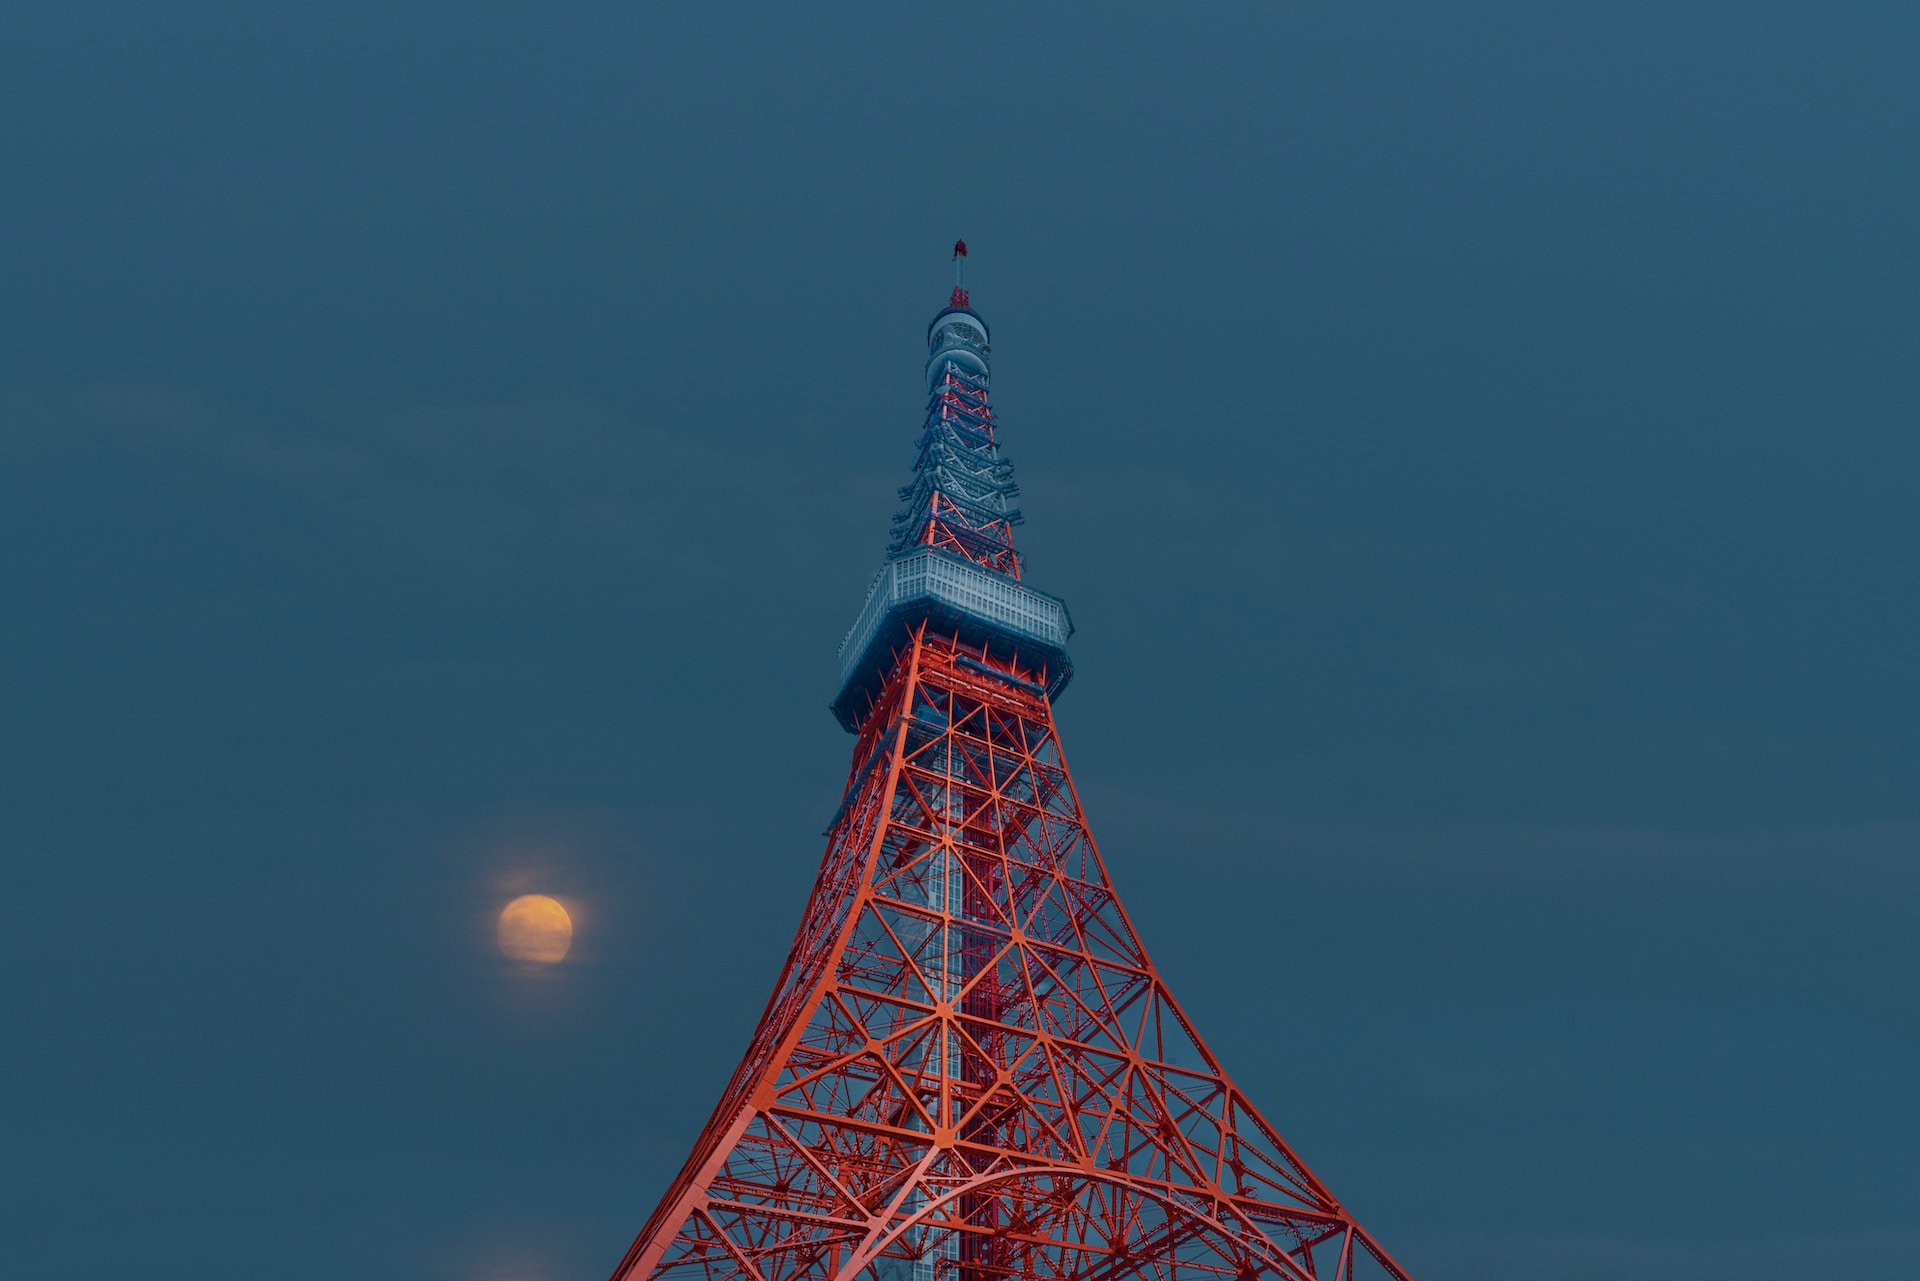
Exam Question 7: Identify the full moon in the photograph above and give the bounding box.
[498,894,573,965]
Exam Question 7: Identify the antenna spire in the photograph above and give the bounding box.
[950,238,970,308]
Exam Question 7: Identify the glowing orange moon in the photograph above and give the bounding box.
[498,894,573,964]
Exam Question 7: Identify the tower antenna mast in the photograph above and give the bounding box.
[951,238,969,308]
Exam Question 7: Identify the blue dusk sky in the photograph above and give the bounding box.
[1,5,1915,1279]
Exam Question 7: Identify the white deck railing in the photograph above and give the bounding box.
[836,549,1072,689]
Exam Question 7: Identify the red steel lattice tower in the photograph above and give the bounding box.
[610,244,1416,1281]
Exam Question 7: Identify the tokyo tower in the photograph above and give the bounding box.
[610,244,1416,1281]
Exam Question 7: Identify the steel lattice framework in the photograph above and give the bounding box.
[611,246,1415,1281]
[887,360,1022,578]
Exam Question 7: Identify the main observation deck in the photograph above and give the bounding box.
[830,547,1074,731]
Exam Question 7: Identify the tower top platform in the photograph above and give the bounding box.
[925,304,990,389]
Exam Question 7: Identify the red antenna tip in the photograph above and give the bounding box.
[949,240,971,307]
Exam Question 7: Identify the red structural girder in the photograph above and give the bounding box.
[612,627,1414,1281]
[916,493,1021,578]
[935,385,991,430]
